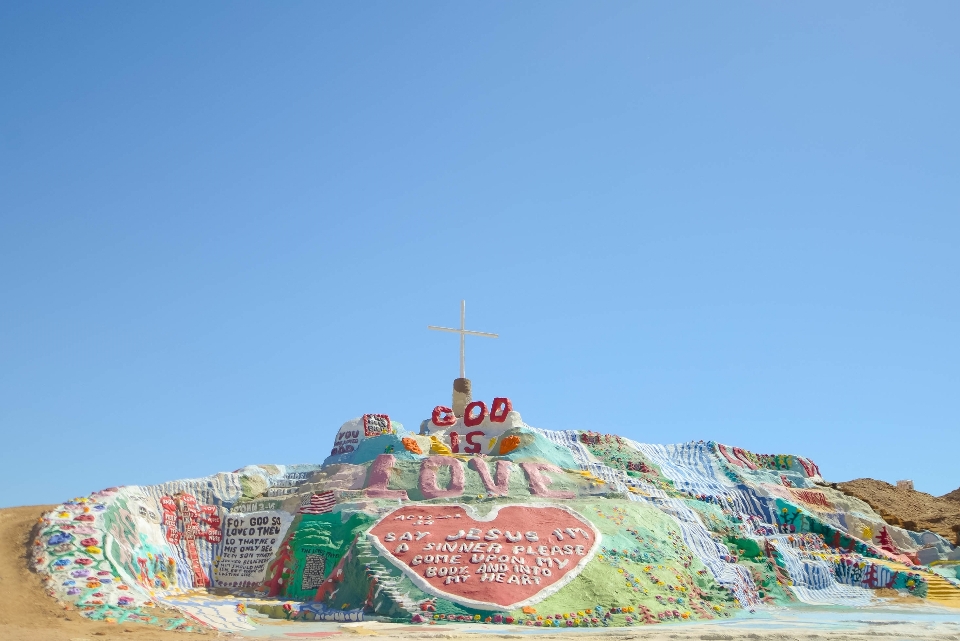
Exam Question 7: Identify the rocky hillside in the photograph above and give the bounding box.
[941,487,960,504]
[835,479,960,545]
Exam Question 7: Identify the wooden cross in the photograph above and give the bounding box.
[428,300,497,378]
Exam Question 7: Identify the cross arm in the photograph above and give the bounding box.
[427,326,499,338]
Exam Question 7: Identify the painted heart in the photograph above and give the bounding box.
[367,504,600,610]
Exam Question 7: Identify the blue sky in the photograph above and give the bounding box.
[1,2,958,507]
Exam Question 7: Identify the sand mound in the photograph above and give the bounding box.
[834,479,960,545]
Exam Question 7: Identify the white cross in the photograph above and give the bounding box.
[428,300,498,379]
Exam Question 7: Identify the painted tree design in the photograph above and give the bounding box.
[876,527,898,554]
[262,537,295,597]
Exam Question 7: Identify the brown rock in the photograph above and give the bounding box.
[941,487,960,504]
[835,478,960,545]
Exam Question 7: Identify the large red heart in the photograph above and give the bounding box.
[367,504,600,610]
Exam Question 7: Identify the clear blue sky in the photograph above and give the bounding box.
[2,3,958,508]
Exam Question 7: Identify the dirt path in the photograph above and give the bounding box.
[0,505,197,641]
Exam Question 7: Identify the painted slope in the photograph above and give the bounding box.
[31,408,960,632]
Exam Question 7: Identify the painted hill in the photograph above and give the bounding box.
[30,402,960,632]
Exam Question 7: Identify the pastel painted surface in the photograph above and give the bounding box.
[29,409,960,632]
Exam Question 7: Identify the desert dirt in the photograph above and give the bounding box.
[834,479,960,545]
[0,505,204,641]
[3,505,959,641]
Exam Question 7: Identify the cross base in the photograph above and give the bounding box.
[453,377,472,418]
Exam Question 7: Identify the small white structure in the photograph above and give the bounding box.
[896,479,914,491]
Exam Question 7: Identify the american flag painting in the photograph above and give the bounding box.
[299,490,336,515]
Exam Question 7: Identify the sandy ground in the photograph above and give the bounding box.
[3,505,959,641]
[240,617,960,641]
[0,505,203,641]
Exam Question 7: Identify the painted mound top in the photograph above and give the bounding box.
[31,400,960,633]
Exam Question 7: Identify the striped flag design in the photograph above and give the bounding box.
[299,490,336,515]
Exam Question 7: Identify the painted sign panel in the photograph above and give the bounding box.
[230,499,284,514]
[331,420,363,456]
[214,511,293,588]
[366,504,600,610]
[300,554,326,591]
[363,413,392,437]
